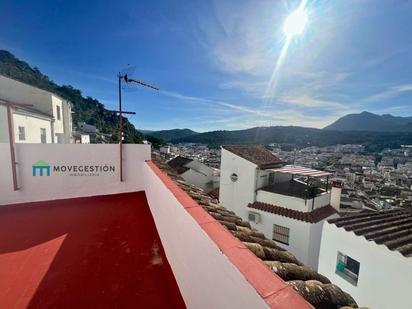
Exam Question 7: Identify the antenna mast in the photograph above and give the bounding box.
[115,70,159,182]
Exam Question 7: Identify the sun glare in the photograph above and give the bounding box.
[283,8,308,38]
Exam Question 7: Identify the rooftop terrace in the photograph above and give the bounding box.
[0,143,358,308]
[0,192,184,308]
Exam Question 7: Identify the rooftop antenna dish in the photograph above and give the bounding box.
[113,65,159,182]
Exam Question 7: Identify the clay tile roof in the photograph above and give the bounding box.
[167,156,193,174]
[222,145,283,168]
[249,202,337,224]
[328,208,412,257]
[208,187,219,199]
[152,154,358,309]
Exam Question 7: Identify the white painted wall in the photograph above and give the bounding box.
[81,134,90,144]
[0,75,53,115]
[182,160,219,192]
[256,190,330,212]
[13,112,52,144]
[256,190,307,211]
[248,206,325,269]
[0,105,8,142]
[319,223,412,309]
[143,163,269,309]
[0,143,150,205]
[0,75,73,143]
[52,95,64,134]
[219,148,257,220]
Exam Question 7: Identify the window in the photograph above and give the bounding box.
[40,128,47,143]
[18,126,25,141]
[269,173,275,184]
[336,252,360,286]
[272,224,290,245]
[56,105,61,120]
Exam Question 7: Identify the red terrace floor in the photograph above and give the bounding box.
[0,192,186,309]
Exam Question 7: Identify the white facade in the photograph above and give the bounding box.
[0,75,73,143]
[74,133,90,144]
[180,160,219,192]
[319,223,412,309]
[248,207,326,269]
[160,146,170,154]
[219,147,334,269]
[219,148,258,219]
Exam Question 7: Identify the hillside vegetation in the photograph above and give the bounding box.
[0,50,143,143]
[172,126,412,152]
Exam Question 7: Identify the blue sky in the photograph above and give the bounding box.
[1,0,412,132]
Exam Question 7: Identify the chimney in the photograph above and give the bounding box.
[330,180,343,210]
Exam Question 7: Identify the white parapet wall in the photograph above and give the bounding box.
[143,162,270,309]
[0,143,151,205]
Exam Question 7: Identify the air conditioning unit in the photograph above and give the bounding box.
[248,211,261,223]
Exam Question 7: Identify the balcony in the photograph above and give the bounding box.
[0,143,311,309]
[257,180,331,211]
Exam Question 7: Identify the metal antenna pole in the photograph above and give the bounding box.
[115,69,159,182]
[118,74,123,182]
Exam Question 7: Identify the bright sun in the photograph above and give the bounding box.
[283,8,308,38]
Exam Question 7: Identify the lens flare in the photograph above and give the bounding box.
[283,8,308,38]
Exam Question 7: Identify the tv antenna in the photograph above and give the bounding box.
[112,65,159,182]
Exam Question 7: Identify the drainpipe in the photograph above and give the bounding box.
[254,167,259,202]
[6,105,18,190]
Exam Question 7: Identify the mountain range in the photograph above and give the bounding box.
[324,111,412,131]
[143,128,198,141]
[145,112,412,151]
[1,49,411,151]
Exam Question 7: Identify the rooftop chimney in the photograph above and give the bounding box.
[330,180,343,210]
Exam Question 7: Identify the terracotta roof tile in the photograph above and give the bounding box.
[222,145,283,168]
[248,202,337,224]
[167,156,192,174]
[329,208,412,257]
[208,187,219,199]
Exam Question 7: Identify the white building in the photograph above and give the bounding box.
[219,145,337,269]
[160,146,170,154]
[73,132,90,144]
[168,156,220,192]
[0,75,73,144]
[319,209,412,309]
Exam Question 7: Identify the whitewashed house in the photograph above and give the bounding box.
[168,156,220,192]
[0,75,73,144]
[318,209,412,309]
[219,145,338,269]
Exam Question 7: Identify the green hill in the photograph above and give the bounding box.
[0,50,143,143]
[172,126,412,152]
[147,128,198,141]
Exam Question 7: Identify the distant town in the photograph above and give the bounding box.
[157,142,412,211]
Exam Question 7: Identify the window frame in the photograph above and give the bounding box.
[56,105,61,120]
[272,224,290,245]
[335,251,360,286]
[18,126,25,141]
[40,128,47,143]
